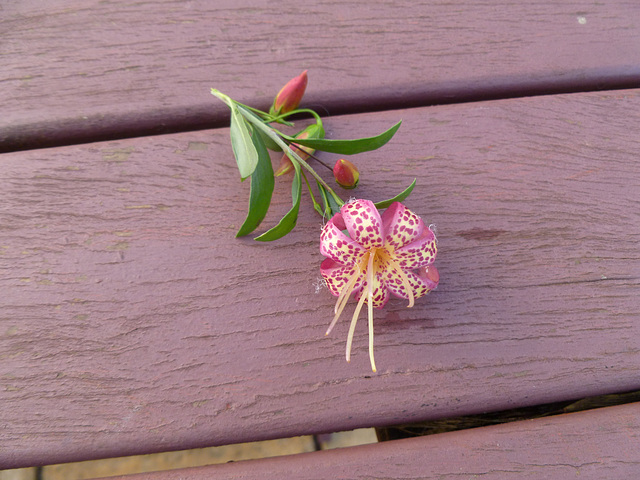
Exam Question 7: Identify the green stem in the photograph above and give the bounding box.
[302,172,325,216]
[304,149,334,172]
[289,108,323,125]
[237,105,344,208]
[270,108,323,126]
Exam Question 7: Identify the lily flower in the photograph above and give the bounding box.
[320,199,438,372]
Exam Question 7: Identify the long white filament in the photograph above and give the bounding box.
[366,248,376,372]
[345,286,367,362]
[326,267,360,335]
[345,248,377,372]
[328,246,414,372]
[387,256,415,308]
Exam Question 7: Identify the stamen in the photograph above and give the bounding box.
[388,257,415,308]
[326,254,369,335]
[345,290,367,362]
[334,265,359,315]
[326,268,359,335]
[366,247,377,372]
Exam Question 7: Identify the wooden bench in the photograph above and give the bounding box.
[2,1,640,477]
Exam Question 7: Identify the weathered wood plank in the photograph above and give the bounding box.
[104,402,640,480]
[1,89,640,468]
[2,0,640,151]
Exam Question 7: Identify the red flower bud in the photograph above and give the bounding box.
[333,159,360,189]
[270,70,308,116]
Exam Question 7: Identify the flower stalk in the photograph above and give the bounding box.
[211,72,439,373]
[211,72,413,242]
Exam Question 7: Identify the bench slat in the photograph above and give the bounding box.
[2,89,639,468]
[3,0,640,151]
[104,402,640,479]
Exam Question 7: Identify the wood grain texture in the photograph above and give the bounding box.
[104,402,640,479]
[1,89,640,467]
[2,0,640,151]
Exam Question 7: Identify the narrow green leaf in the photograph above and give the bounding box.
[230,103,259,179]
[302,173,325,217]
[279,121,402,155]
[254,160,302,241]
[256,128,282,152]
[318,182,342,217]
[236,126,275,237]
[374,179,417,209]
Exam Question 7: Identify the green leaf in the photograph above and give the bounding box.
[301,173,325,217]
[256,128,282,152]
[318,182,342,217]
[374,178,417,209]
[230,103,259,179]
[279,121,401,155]
[254,159,302,241]
[236,125,275,237]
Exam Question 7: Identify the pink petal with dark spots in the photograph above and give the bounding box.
[387,267,438,301]
[320,217,367,266]
[340,199,384,249]
[328,212,346,231]
[381,202,425,250]
[320,258,364,297]
[394,226,437,269]
[353,271,390,309]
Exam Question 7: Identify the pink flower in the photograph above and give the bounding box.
[320,199,438,371]
[270,70,308,116]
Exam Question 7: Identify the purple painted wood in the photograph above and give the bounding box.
[1,89,640,468]
[2,0,640,151]
[104,402,640,479]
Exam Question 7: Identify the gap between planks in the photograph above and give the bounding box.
[3,72,640,154]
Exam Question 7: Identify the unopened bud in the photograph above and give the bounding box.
[274,156,294,176]
[275,123,324,177]
[333,159,360,189]
[269,70,308,117]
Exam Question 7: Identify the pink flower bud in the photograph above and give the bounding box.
[275,123,323,177]
[270,70,308,116]
[274,156,294,176]
[333,159,360,189]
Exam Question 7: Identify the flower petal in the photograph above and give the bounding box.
[381,202,425,250]
[328,212,346,231]
[320,258,364,297]
[394,226,437,269]
[353,270,391,309]
[341,199,384,249]
[320,216,367,266]
[388,266,439,300]
[419,265,440,291]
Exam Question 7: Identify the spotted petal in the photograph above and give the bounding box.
[353,270,390,309]
[379,259,415,301]
[341,199,384,249]
[381,202,425,250]
[320,258,364,297]
[387,266,438,300]
[394,226,437,269]
[320,216,367,267]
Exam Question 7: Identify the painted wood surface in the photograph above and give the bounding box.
[2,89,640,468]
[3,0,640,151]
[105,402,640,479]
